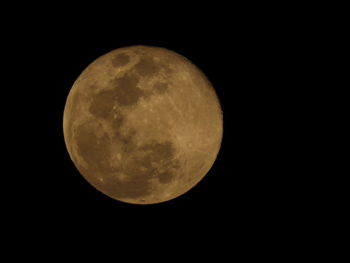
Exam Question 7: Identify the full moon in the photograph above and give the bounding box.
[63,46,223,204]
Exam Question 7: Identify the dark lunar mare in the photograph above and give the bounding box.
[76,123,180,199]
[73,52,182,200]
[111,53,130,68]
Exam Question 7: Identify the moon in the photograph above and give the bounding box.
[63,46,223,204]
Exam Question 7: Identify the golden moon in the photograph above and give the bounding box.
[63,46,223,204]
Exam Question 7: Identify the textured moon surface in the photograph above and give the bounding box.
[63,46,223,204]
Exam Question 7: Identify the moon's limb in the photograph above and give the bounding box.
[63,46,223,204]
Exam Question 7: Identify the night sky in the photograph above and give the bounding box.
[6,7,307,252]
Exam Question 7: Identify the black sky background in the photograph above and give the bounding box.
[4,5,319,252]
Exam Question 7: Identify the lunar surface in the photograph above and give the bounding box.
[63,46,223,204]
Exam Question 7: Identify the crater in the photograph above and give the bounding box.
[111,53,130,68]
[134,57,160,76]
